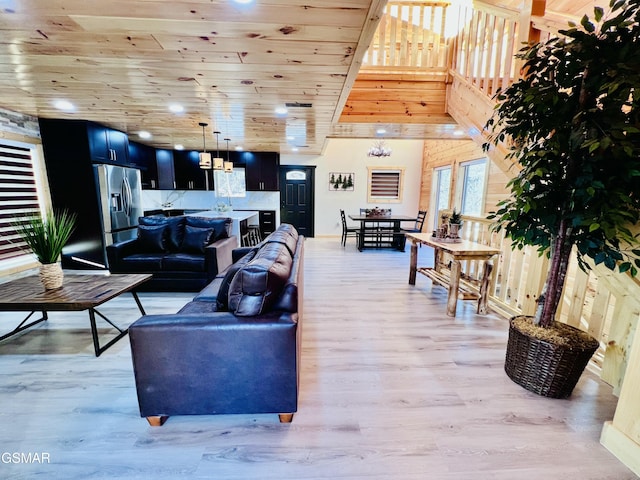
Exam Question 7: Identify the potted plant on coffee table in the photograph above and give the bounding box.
[13,209,77,290]
[484,0,640,398]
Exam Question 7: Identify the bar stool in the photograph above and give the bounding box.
[244,225,262,246]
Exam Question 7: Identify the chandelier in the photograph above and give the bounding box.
[367,140,391,157]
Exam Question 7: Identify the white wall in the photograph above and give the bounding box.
[281,138,424,236]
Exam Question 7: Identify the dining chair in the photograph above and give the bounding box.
[399,210,427,251]
[340,209,359,247]
[404,210,427,234]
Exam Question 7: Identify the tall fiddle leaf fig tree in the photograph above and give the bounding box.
[484,0,640,328]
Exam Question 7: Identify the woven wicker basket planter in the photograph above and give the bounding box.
[504,316,600,399]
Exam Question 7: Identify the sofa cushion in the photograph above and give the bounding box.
[227,242,293,316]
[139,216,185,251]
[180,225,213,254]
[215,248,258,310]
[137,224,167,253]
[262,227,298,258]
[119,253,164,272]
[185,216,231,241]
[177,300,221,314]
[162,252,206,272]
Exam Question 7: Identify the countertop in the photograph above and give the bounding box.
[187,210,259,221]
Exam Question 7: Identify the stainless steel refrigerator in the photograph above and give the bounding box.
[95,164,143,245]
[55,164,143,270]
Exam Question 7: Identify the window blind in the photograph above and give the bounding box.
[370,170,401,199]
[0,142,40,262]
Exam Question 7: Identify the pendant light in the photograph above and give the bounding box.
[224,137,233,173]
[198,122,211,169]
[212,131,224,170]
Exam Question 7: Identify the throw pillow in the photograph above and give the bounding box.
[186,217,231,241]
[216,249,258,310]
[139,216,185,251]
[180,225,213,254]
[137,224,167,253]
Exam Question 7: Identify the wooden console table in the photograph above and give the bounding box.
[0,273,151,356]
[405,233,501,317]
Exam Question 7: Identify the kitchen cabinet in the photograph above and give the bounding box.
[87,122,129,164]
[173,150,208,190]
[156,149,176,190]
[128,141,158,189]
[259,210,276,237]
[39,118,131,166]
[237,151,280,191]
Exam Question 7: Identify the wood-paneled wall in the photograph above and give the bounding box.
[419,138,508,228]
[340,72,451,124]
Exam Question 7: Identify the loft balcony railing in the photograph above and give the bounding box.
[362,1,450,72]
[362,1,520,98]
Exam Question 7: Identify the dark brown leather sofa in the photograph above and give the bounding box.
[128,223,304,425]
[106,215,236,291]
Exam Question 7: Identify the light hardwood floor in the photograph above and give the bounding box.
[0,238,636,479]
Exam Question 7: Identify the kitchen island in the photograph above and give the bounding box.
[187,210,259,247]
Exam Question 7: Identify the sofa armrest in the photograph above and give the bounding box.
[106,238,140,272]
[204,235,236,279]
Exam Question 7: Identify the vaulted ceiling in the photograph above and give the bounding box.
[0,0,610,155]
[0,0,386,155]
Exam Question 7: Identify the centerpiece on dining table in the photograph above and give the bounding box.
[365,207,391,217]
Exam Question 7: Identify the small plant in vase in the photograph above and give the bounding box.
[13,209,77,290]
[448,209,463,239]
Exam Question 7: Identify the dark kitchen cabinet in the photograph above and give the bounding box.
[87,122,129,164]
[128,141,158,189]
[156,149,176,190]
[173,150,207,190]
[259,210,276,237]
[237,151,280,191]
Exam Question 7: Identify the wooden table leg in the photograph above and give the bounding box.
[409,239,418,285]
[477,260,493,314]
[447,260,461,317]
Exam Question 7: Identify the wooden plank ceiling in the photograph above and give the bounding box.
[0,0,386,154]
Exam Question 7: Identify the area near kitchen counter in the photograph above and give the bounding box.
[187,210,259,247]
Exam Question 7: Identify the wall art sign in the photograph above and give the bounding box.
[329,172,354,191]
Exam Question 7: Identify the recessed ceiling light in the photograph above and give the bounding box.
[138,131,152,139]
[376,128,386,134]
[275,107,288,115]
[169,104,184,113]
[232,0,254,4]
[175,144,184,150]
[54,100,74,111]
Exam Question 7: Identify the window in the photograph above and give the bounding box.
[214,167,247,198]
[432,166,451,228]
[458,158,487,216]
[0,140,45,264]
[367,167,405,203]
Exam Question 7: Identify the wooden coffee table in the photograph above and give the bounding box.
[0,273,151,356]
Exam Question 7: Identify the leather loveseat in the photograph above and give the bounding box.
[128,223,304,425]
[106,215,236,291]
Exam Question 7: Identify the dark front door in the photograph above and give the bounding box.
[279,165,315,237]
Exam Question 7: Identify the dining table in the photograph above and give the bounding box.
[405,232,502,316]
[348,213,417,251]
